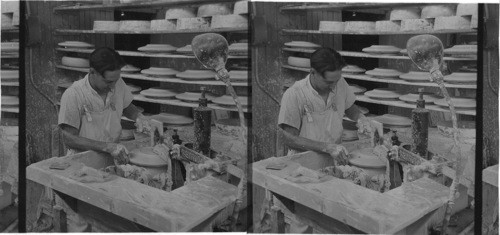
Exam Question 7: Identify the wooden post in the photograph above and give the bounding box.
[270,205,285,233]
[53,205,67,232]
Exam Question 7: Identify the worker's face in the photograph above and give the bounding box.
[313,70,343,90]
[90,69,121,93]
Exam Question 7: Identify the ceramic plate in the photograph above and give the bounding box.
[342,65,366,73]
[362,45,402,54]
[58,41,95,48]
[398,93,440,104]
[130,147,168,167]
[121,64,141,73]
[213,95,249,107]
[443,72,477,84]
[434,97,476,109]
[140,88,178,98]
[365,68,404,78]
[400,49,408,55]
[126,84,142,93]
[229,43,248,52]
[176,45,193,54]
[150,113,194,125]
[349,84,367,94]
[444,45,477,55]
[138,44,177,53]
[1,96,19,106]
[176,70,217,80]
[228,70,248,81]
[365,88,402,100]
[373,114,412,127]
[288,56,311,68]
[284,41,321,49]
[1,42,19,52]
[175,92,216,102]
[399,71,431,82]
[141,67,179,77]
[61,56,90,68]
[1,70,18,80]
[348,148,386,168]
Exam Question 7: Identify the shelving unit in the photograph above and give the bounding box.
[53,0,236,11]
[282,28,477,35]
[134,94,250,113]
[55,27,248,35]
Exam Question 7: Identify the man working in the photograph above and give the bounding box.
[59,47,149,162]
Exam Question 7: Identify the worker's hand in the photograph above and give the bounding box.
[105,143,130,165]
[135,113,151,134]
[323,143,349,165]
[356,114,372,135]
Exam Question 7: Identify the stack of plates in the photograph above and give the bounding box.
[365,68,404,78]
[61,56,90,68]
[141,67,178,77]
[121,64,141,73]
[228,42,248,55]
[1,42,19,56]
[1,96,19,107]
[400,49,408,55]
[175,91,217,103]
[349,84,367,94]
[138,44,177,53]
[443,45,477,58]
[176,70,216,81]
[126,84,142,93]
[288,56,310,68]
[362,45,402,54]
[1,70,19,82]
[175,45,193,55]
[58,41,94,48]
[398,93,440,104]
[284,41,321,50]
[433,97,476,109]
[364,88,402,100]
[443,72,477,84]
[150,113,194,126]
[228,70,248,82]
[212,95,249,108]
[342,65,366,74]
[139,87,178,99]
[399,71,431,82]
[372,114,412,128]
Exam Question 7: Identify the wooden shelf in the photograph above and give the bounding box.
[280,3,431,11]
[1,107,19,113]
[55,27,248,35]
[56,47,248,59]
[1,82,19,87]
[56,65,249,87]
[282,48,477,61]
[281,64,477,89]
[282,28,477,36]
[133,94,251,113]
[356,95,476,116]
[1,27,19,33]
[53,0,236,11]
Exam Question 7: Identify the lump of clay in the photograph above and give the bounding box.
[421,4,456,19]
[434,16,471,30]
[389,7,421,20]
[401,19,433,31]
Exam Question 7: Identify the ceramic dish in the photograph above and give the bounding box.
[365,68,404,78]
[228,43,248,54]
[400,49,408,55]
[398,93,440,104]
[349,84,367,94]
[130,147,168,167]
[362,45,402,54]
[288,56,311,68]
[373,114,412,127]
[126,84,142,93]
[165,7,196,19]
[121,64,141,73]
[138,44,177,53]
[364,88,402,100]
[150,113,194,125]
[61,56,90,68]
[175,92,217,102]
[140,88,178,99]
[1,42,19,52]
[176,70,217,80]
[1,70,18,80]
[1,96,19,106]
[348,148,386,169]
[342,65,366,73]
[443,72,477,84]
[58,41,94,48]
[227,70,248,81]
[434,97,476,109]
[284,41,321,49]
[197,3,232,17]
[213,95,249,107]
[399,71,431,82]
[141,67,179,77]
[443,45,477,56]
[175,45,193,54]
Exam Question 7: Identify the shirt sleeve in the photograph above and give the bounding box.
[118,78,134,108]
[277,87,303,130]
[58,87,82,129]
[340,78,356,109]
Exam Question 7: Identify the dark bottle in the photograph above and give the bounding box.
[411,88,430,159]
[193,87,212,156]
[172,129,182,145]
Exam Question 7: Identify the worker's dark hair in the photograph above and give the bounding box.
[89,47,125,76]
[310,47,346,77]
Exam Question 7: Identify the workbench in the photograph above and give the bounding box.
[26,135,240,232]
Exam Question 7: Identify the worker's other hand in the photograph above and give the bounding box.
[323,143,349,165]
[357,114,372,135]
[135,114,151,133]
[106,143,130,165]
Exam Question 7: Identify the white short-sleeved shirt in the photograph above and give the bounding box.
[58,74,133,130]
[278,74,356,131]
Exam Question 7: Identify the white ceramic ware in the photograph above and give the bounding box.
[197,3,232,17]
[140,88,178,99]
[348,148,386,177]
[229,43,248,54]
[1,70,18,80]
[58,41,95,48]
[362,45,402,54]
[349,84,367,94]
[399,71,431,82]
[284,41,321,49]
[165,7,196,19]
[138,44,177,53]
[1,42,19,52]
[373,114,412,127]
[444,72,477,84]
[141,67,179,77]
[288,56,310,68]
[211,14,248,29]
[121,64,140,73]
[421,4,456,19]
[444,45,477,56]
[129,147,169,175]
[1,96,19,106]
[175,92,216,102]
[176,45,193,54]
[365,68,404,78]
[61,56,90,68]
[434,97,476,109]
[213,95,249,107]
[228,70,248,81]
[150,113,194,125]
[364,88,402,100]
[342,65,366,73]
[176,70,217,80]
[398,93,440,104]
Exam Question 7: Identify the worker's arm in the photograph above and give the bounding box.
[60,124,120,155]
[345,104,364,122]
[280,124,327,152]
[122,103,143,121]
